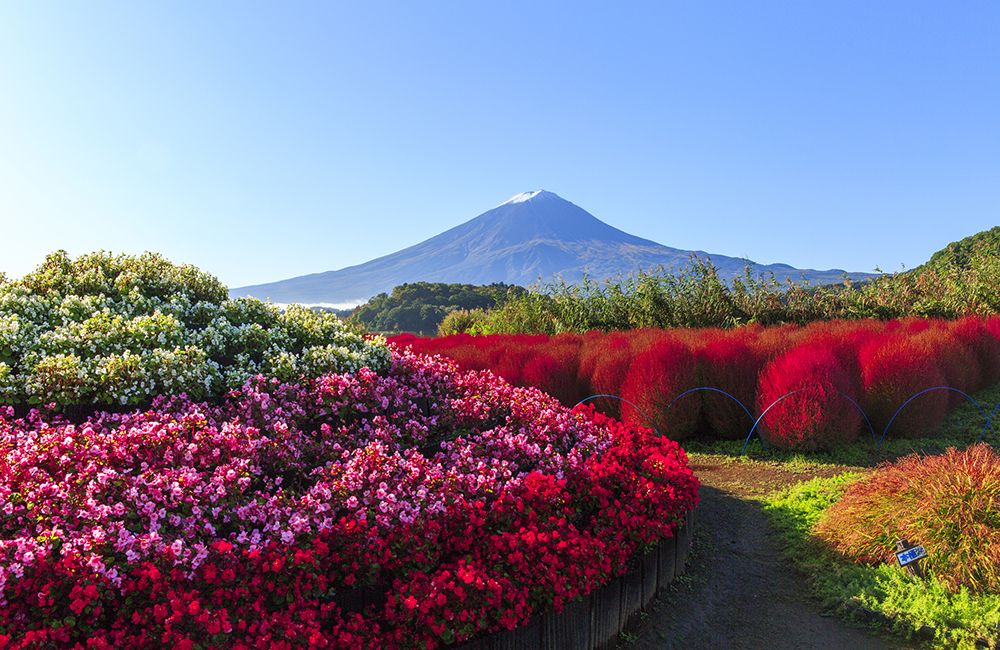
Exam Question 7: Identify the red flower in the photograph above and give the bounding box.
[212,540,234,554]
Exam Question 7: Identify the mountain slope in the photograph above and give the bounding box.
[231,190,872,303]
[918,226,1000,273]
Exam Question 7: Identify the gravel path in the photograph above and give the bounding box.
[620,461,913,650]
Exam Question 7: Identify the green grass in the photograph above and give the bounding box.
[762,474,1000,649]
[682,382,1000,468]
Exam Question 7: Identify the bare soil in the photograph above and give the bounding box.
[619,455,914,650]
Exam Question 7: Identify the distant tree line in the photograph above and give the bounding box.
[350,282,526,334]
[438,228,1000,335]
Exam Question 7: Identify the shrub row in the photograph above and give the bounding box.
[0,349,698,648]
[0,251,389,407]
[393,316,1000,450]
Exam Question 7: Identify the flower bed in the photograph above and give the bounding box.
[0,349,699,648]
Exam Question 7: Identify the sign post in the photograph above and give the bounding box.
[895,539,927,578]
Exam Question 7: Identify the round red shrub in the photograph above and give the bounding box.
[619,337,699,440]
[748,323,804,361]
[948,316,1000,390]
[756,343,862,450]
[859,334,948,439]
[912,327,981,406]
[487,345,537,386]
[900,317,933,335]
[694,336,761,439]
[520,344,582,406]
[582,333,635,418]
[576,330,606,381]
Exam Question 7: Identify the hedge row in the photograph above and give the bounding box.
[392,316,1000,450]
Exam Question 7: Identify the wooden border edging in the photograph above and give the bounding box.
[455,506,697,650]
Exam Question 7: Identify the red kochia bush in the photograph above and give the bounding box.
[859,334,948,439]
[619,338,699,440]
[748,323,804,361]
[520,343,582,406]
[948,316,1000,390]
[582,333,635,418]
[799,320,883,377]
[756,343,862,450]
[694,336,761,439]
[392,315,1000,449]
[912,327,981,407]
[488,345,536,387]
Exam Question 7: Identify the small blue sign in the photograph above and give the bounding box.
[895,545,927,567]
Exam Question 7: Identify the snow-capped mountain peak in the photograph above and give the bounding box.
[499,190,549,206]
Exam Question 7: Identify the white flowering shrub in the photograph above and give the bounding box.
[0,251,389,407]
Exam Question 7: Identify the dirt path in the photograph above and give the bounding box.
[620,457,913,650]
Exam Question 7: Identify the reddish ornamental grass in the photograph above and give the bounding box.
[584,333,636,419]
[693,337,761,439]
[815,444,1000,593]
[948,316,1000,390]
[520,343,582,406]
[914,328,982,406]
[748,323,805,360]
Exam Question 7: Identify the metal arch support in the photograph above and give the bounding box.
[981,401,1000,444]
[665,386,756,424]
[741,390,798,455]
[574,394,664,438]
[877,386,987,449]
[835,391,878,445]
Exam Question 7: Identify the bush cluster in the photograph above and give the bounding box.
[0,251,389,407]
[765,472,1000,649]
[392,316,1000,450]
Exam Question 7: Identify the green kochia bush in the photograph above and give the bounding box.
[0,251,390,407]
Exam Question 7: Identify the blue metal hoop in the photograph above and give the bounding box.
[877,386,987,449]
[741,391,796,454]
[574,394,664,438]
[664,386,755,423]
[982,401,1000,443]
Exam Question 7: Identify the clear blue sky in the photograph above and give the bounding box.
[1,2,997,288]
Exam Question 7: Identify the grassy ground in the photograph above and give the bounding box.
[672,383,1000,649]
[763,475,1000,649]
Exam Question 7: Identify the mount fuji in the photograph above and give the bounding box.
[230,190,872,304]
